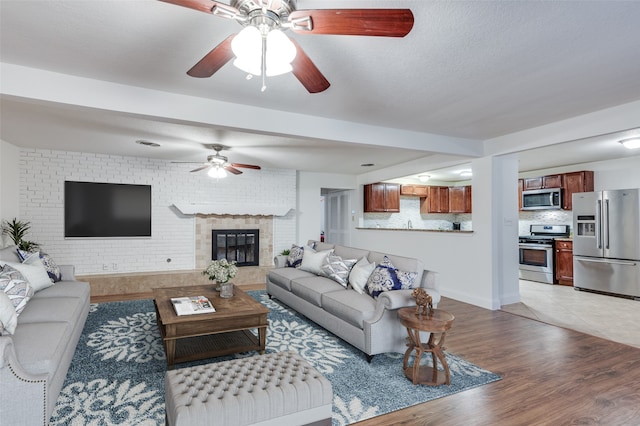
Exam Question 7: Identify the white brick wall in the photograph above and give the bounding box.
[19,149,296,275]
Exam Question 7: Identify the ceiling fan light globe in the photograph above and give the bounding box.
[208,167,228,178]
[233,57,261,76]
[231,26,262,60]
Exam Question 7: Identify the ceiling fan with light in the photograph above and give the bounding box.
[159,0,414,93]
[175,144,261,178]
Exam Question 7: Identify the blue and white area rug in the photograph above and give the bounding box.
[50,291,500,425]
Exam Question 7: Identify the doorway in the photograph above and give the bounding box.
[323,189,352,246]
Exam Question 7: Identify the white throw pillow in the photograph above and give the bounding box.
[300,248,333,275]
[349,257,376,295]
[0,291,18,335]
[2,259,53,292]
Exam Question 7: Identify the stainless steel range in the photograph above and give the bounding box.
[519,224,570,284]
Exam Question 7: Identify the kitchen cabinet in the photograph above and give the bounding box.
[400,184,428,197]
[555,240,574,286]
[562,171,594,211]
[518,179,524,211]
[449,185,472,213]
[420,186,449,213]
[364,183,400,213]
[523,174,562,190]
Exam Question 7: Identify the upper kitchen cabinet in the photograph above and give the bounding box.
[562,171,594,211]
[523,174,563,190]
[518,179,524,211]
[364,183,400,213]
[449,185,472,213]
[420,186,450,213]
[400,184,428,197]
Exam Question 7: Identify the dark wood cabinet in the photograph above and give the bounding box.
[523,174,562,190]
[518,179,524,211]
[555,240,573,286]
[562,171,594,210]
[364,183,400,213]
[400,184,428,197]
[421,186,449,213]
[449,186,472,213]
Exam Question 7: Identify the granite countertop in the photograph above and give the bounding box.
[355,227,473,234]
[554,237,573,241]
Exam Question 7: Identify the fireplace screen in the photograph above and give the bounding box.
[212,229,259,267]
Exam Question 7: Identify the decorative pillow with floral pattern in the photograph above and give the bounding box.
[285,245,305,268]
[17,249,62,282]
[365,256,418,298]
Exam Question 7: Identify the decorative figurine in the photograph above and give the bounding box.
[411,288,433,316]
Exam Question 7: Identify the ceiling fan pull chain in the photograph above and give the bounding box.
[261,33,267,92]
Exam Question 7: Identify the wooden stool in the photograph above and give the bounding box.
[398,307,455,386]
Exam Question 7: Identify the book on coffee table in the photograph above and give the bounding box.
[170,296,216,316]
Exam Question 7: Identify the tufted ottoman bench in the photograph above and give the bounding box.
[165,351,333,426]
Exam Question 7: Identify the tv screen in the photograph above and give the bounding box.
[65,181,152,238]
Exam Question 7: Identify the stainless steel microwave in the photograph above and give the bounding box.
[522,188,562,210]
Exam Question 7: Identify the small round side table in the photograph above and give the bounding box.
[398,307,455,386]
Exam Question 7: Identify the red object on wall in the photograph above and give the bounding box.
[320,232,325,242]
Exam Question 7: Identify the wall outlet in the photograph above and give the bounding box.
[102,264,109,271]
[112,263,118,270]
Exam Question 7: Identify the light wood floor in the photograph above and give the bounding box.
[95,286,640,425]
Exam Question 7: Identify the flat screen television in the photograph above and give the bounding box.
[64,181,152,238]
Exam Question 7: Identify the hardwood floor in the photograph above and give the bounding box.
[356,297,640,426]
[94,287,640,425]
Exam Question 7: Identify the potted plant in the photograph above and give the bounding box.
[1,218,39,251]
[202,258,238,293]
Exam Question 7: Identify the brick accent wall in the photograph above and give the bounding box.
[19,148,296,277]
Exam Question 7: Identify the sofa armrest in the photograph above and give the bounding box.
[273,256,288,268]
[377,288,441,311]
[419,270,439,292]
[58,264,76,281]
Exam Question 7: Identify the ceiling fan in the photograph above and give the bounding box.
[159,0,414,93]
[177,144,261,177]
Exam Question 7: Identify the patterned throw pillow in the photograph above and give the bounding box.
[322,254,357,287]
[285,245,305,268]
[0,291,18,335]
[17,249,62,282]
[365,256,418,298]
[0,265,34,315]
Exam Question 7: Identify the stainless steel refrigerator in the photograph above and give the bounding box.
[573,188,640,298]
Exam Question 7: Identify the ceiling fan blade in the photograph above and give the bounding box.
[289,9,414,37]
[224,165,243,175]
[158,0,219,14]
[289,39,330,94]
[230,163,261,170]
[187,34,236,78]
[190,164,212,172]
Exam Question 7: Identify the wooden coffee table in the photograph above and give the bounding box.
[153,284,269,369]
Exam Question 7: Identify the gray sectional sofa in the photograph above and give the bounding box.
[0,246,90,425]
[266,241,440,361]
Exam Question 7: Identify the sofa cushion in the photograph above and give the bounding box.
[290,276,345,307]
[333,245,370,261]
[0,245,20,262]
[321,254,357,288]
[11,321,71,376]
[348,258,376,295]
[17,297,86,324]
[311,241,335,252]
[300,248,333,275]
[268,267,315,292]
[321,290,376,329]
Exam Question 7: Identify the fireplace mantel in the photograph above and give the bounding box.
[173,203,292,216]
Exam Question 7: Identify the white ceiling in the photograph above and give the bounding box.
[1,0,640,179]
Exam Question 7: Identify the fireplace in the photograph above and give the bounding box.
[212,229,260,267]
